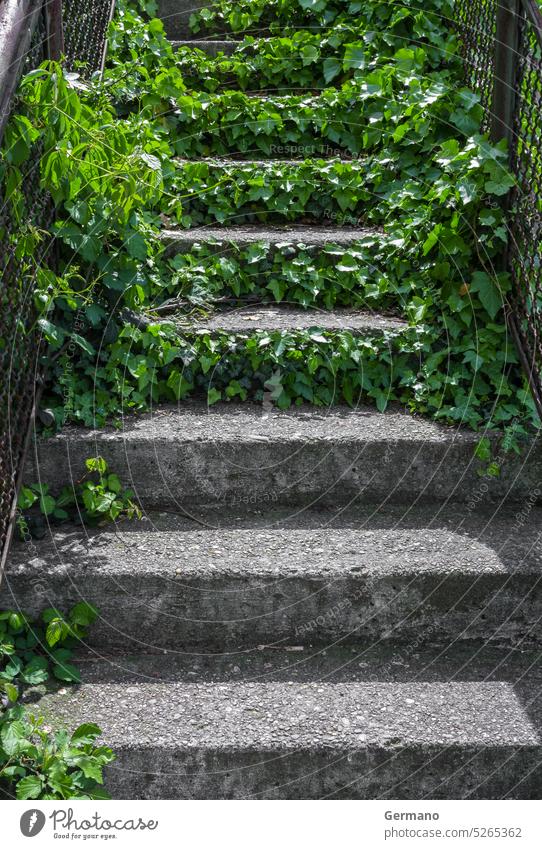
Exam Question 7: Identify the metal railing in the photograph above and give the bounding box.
[0,0,113,577]
[454,0,542,419]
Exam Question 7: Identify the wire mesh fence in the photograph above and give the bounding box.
[454,0,542,417]
[0,0,113,573]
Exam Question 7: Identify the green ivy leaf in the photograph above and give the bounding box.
[1,720,30,756]
[470,271,502,319]
[16,774,43,800]
[69,602,98,628]
[52,661,81,683]
[21,656,49,685]
[71,723,101,745]
[207,388,222,405]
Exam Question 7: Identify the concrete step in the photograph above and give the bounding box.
[161,225,379,255]
[159,226,402,312]
[173,39,238,56]
[125,306,415,410]
[33,647,542,798]
[182,306,407,336]
[4,505,542,650]
[25,402,542,508]
[166,157,383,227]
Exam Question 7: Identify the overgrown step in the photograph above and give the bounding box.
[158,227,406,313]
[116,305,417,409]
[171,32,447,94]
[158,0,458,51]
[165,157,394,227]
[25,403,542,507]
[164,82,465,158]
[34,647,542,799]
[4,505,542,650]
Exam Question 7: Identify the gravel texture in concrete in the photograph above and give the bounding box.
[4,504,542,650]
[33,647,542,799]
[26,402,542,509]
[186,306,407,335]
[174,157,357,165]
[162,225,378,254]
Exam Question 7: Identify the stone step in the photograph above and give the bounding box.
[24,402,542,508]
[166,158,385,227]
[173,39,238,56]
[123,305,415,409]
[161,225,379,255]
[5,505,542,650]
[182,306,407,336]
[34,647,542,799]
[159,226,402,312]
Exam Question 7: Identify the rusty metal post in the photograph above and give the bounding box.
[491,0,521,148]
[46,0,65,60]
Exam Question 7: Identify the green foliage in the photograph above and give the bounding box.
[160,74,486,159]
[158,237,419,311]
[104,3,185,112]
[0,0,537,440]
[162,152,511,246]
[174,26,458,93]
[18,457,141,535]
[189,0,455,39]
[0,604,96,694]
[0,605,114,800]
[99,321,425,411]
[0,712,114,800]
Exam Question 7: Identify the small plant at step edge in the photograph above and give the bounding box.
[18,456,142,539]
[0,604,115,799]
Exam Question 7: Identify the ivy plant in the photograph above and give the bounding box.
[0,605,115,800]
[0,0,537,445]
[18,457,141,537]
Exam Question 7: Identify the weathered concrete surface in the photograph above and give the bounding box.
[162,224,379,255]
[186,306,407,335]
[157,0,207,39]
[4,505,542,650]
[174,157,358,165]
[25,403,542,509]
[173,39,239,56]
[35,648,542,798]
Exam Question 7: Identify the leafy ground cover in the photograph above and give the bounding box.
[0,606,114,799]
[18,457,141,538]
[0,0,538,441]
[188,0,456,40]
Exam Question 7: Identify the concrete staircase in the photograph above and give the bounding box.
[2,0,542,799]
